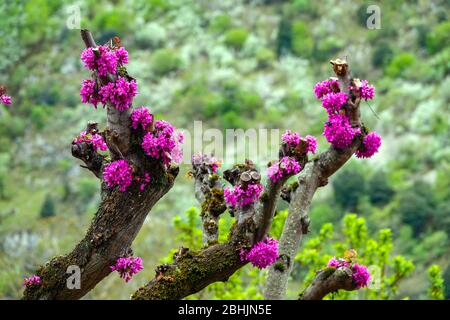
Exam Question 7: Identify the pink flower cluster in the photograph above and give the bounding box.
[281,130,301,146]
[80,45,136,111]
[110,256,143,283]
[323,114,360,149]
[98,77,138,112]
[115,47,129,65]
[224,183,263,207]
[23,275,41,287]
[282,130,317,155]
[80,79,101,108]
[74,131,108,152]
[351,80,375,101]
[322,92,348,115]
[326,257,370,289]
[142,120,184,166]
[240,237,279,269]
[355,131,382,158]
[313,79,340,99]
[131,107,154,130]
[103,160,133,192]
[267,156,301,183]
[80,77,138,111]
[1,94,12,105]
[81,45,129,77]
[305,135,317,154]
[352,263,371,288]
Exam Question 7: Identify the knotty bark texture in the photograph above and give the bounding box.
[22,30,179,300]
[264,59,364,300]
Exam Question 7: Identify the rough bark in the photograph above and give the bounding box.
[300,267,356,300]
[264,58,364,300]
[132,242,245,300]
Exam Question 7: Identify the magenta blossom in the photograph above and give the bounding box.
[74,131,108,152]
[241,237,279,269]
[323,114,360,149]
[142,120,183,166]
[23,275,41,287]
[103,160,133,192]
[355,131,381,158]
[115,47,129,65]
[305,135,317,154]
[326,257,370,289]
[322,92,348,115]
[80,79,101,108]
[131,107,154,130]
[282,130,301,146]
[110,256,144,283]
[359,80,375,101]
[224,183,263,207]
[313,79,340,99]
[352,263,371,288]
[81,45,118,77]
[267,157,301,183]
[1,94,12,105]
[282,130,317,155]
[98,77,138,112]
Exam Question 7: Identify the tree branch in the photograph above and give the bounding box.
[300,267,357,300]
[264,58,363,300]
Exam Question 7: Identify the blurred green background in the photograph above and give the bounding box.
[0,0,449,299]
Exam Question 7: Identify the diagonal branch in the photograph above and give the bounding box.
[299,267,357,300]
